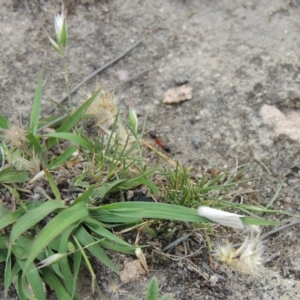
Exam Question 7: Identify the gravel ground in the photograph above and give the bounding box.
[1,0,300,299]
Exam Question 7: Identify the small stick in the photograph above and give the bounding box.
[110,68,150,93]
[261,220,300,240]
[49,39,142,113]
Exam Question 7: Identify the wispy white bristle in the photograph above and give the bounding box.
[197,206,244,229]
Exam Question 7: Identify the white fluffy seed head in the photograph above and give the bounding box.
[197,206,244,229]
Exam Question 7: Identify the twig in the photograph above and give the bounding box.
[49,39,142,114]
[110,68,150,93]
[261,220,300,240]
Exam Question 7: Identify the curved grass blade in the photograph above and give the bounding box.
[45,132,94,153]
[48,145,77,169]
[58,222,80,295]
[23,201,88,275]
[18,259,46,300]
[0,207,26,231]
[85,218,132,247]
[0,167,29,184]
[47,89,100,149]
[42,268,72,300]
[44,167,61,200]
[74,225,119,274]
[26,133,42,156]
[9,200,66,244]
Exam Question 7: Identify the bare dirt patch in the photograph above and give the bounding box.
[1,0,300,299]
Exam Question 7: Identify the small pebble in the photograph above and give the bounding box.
[191,137,201,149]
[285,197,292,204]
[175,74,189,85]
[188,116,196,125]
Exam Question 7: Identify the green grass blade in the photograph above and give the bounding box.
[47,89,100,149]
[0,201,9,217]
[16,273,28,300]
[100,202,208,223]
[26,133,43,159]
[58,222,81,295]
[48,145,77,169]
[71,185,98,205]
[267,180,285,208]
[44,168,61,200]
[6,260,21,292]
[0,167,29,183]
[90,179,127,199]
[23,201,88,275]
[4,247,12,295]
[9,200,65,244]
[45,132,94,153]
[0,115,10,129]
[242,217,279,226]
[74,225,119,274]
[85,218,132,247]
[30,68,44,136]
[72,248,82,299]
[42,268,72,300]
[145,277,159,300]
[18,259,46,300]
[0,207,25,231]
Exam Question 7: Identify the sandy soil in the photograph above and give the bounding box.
[1,0,300,299]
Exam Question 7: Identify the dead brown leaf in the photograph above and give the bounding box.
[260,104,300,142]
[120,260,146,283]
[163,84,193,104]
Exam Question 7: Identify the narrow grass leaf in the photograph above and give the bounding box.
[4,247,12,295]
[6,260,21,292]
[46,132,94,153]
[37,115,68,132]
[99,240,135,254]
[100,202,208,223]
[10,200,65,244]
[58,222,80,295]
[90,179,127,199]
[0,207,25,231]
[74,225,119,274]
[242,217,279,226]
[47,89,100,149]
[42,268,72,300]
[48,145,77,169]
[44,167,61,200]
[30,68,44,136]
[18,259,46,300]
[72,249,82,299]
[267,180,285,208]
[85,218,132,247]
[23,201,88,275]
[71,185,98,205]
[0,202,9,217]
[73,236,97,294]
[26,133,42,156]
[0,115,10,129]
[16,274,28,300]
[0,167,29,183]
